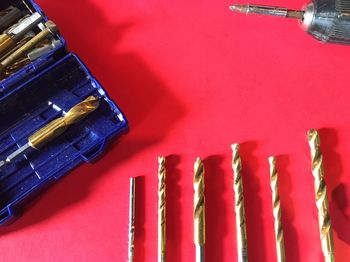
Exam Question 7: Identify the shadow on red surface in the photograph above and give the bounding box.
[165,155,182,262]
[239,141,268,262]
[203,155,228,261]
[0,0,185,236]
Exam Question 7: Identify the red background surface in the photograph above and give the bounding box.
[0,0,349,261]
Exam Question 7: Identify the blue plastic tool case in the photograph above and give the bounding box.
[0,0,128,225]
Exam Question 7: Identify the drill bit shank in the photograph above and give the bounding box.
[269,156,286,262]
[158,156,166,262]
[0,96,100,169]
[308,129,334,262]
[230,4,304,19]
[194,157,205,262]
[128,177,136,262]
[231,144,248,262]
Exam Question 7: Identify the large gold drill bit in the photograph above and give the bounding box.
[231,143,248,262]
[269,156,286,262]
[128,177,136,262]
[308,129,334,262]
[158,156,166,262]
[0,96,100,168]
[194,157,205,262]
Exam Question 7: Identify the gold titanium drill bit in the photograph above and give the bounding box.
[194,157,205,262]
[308,129,335,262]
[269,156,286,262]
[0,20,58,75]
[0,96,100,169]
[128,177,136,262]
[231,143,248,262]
[158,156,166,262]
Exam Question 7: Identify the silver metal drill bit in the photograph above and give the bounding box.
[308,129,335,262]
[158,156,166,262]
[269,156,286,262]
[231,144,248,262]
[128,177,136,262]
[0,96,100,169]
[229,4,304,19]
[194,157,205,262]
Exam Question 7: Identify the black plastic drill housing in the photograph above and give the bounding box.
[306,0,350,44]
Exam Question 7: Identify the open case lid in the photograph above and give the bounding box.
[0,1,128,225]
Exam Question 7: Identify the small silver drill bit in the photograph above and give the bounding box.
[230,4,304,19]
[128,177,136,262]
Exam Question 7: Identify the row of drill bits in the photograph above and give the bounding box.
[0,5,61,79]
[127,129,334,262]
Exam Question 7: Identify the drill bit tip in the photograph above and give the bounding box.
[158,156,165,164]
[231,143,240,151]
[229,4,249,13]
[268,156,276,164]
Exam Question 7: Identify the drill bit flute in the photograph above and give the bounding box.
[194,158,205,262]
[128,177,136,262]
[0,96,100,169]
[269,157,286,262]
[231,144,248,262]
[158,156,166,262]
[308,129,334,262]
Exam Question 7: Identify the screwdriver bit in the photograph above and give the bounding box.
[158,156,166,262]
[0,12,43,56]
[230,0,350,45]
[307,129,335,262]
[128,177,136,262]
[0,96,100,169]
[269,156,286,262]
[231,144,248,262]
[194,157,205,262]
[0,6,22,33]
[0,20,58,75]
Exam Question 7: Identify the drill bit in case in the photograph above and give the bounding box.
[0,0,128,225]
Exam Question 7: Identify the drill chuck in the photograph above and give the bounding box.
[303,0,350,44]
[230,0,350,45]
